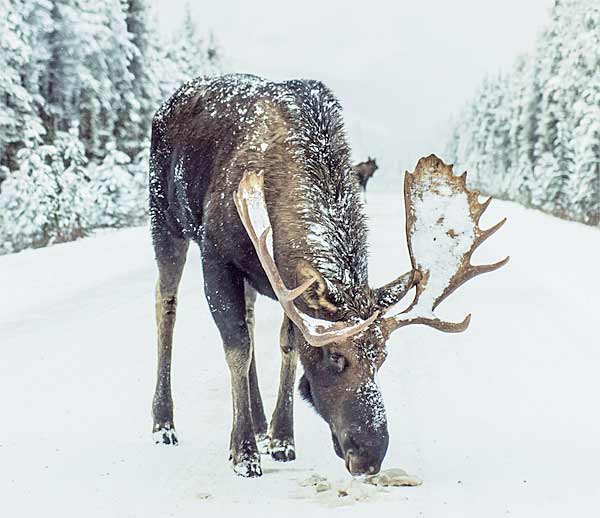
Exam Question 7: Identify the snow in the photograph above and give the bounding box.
[0,0,223,255]
[447,0,600,226]
[403,168,477,318]
[1,187,599,517]
[355,379,386,430]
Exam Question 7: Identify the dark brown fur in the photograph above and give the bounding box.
[149,74,412,477]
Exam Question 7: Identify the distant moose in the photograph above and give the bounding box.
[353,157,378,190]
[149,74,508,477]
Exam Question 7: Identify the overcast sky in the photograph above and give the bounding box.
[154,0,554,175]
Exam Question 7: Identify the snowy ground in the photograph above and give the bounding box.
[2,186,599,517]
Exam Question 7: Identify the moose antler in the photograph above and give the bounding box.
[233,171,379,347]
[384,155,509,335]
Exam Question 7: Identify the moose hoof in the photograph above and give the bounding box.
[256,433,270,455]
[153,425,179,446]
[270,438,296,462]
[231,451,262,478]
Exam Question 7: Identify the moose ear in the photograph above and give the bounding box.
[295,261,339,314]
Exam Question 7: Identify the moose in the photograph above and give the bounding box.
[149,74,508,478]
[353,157,378,190]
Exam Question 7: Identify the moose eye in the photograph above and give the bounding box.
[328,352,346,373]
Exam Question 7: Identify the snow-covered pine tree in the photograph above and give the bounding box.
[563,0,600,224]
[20,1,53,107]
[39,0,134,159]
[0,0,45,171]
[533,2,576,219]
[484,74,512,197]
[448,0,599,226]
[115,0,160,159]
[0,0,226,253]
[0,126,92,252]
[158,3,223,99]
[42,0,78,143]
[88,142,148,228]
[0,142,56,253]
[50,126,95,239]
[451,77,510,196]
[510,53,541,206]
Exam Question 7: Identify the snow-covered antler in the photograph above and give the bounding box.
[384,155,509,335]
[233,171,379,347]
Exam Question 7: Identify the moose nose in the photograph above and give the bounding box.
[345,449,381,476]
[340,427,388,476]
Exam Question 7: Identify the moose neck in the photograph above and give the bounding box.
[263,86,370,307]
[293,164,369,290]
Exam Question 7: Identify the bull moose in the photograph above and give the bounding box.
[149,74,508,477]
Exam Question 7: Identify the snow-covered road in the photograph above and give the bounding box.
[2,187,599,517]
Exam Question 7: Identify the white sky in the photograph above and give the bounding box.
[153,0,553,174]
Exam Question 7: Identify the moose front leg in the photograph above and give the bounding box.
[202,244,261,477]
[269,316,298,462]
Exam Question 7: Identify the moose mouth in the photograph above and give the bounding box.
[332,430,380,476]
[344,450,380,476]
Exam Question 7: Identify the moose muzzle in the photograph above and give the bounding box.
[333,424,389,476]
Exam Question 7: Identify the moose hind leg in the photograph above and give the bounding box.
[152,232,189,445]
[202,244,261,477]
[244,282,269,453]
[269,316,298,462]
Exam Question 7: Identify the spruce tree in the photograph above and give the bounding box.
[448,0,599,225]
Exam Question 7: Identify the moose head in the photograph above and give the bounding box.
[234,154,508,475]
